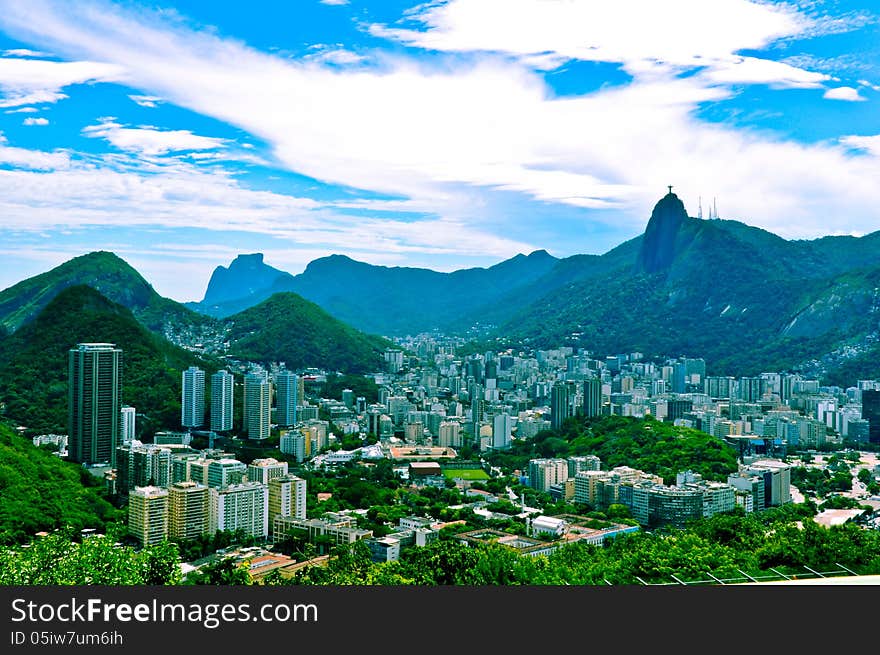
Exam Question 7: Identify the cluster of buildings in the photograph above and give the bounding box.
[57,337,873,556]
[122,452,306,546]
[335,343,880,460]
[526,455,791,529]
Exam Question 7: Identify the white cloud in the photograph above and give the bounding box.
[22,116,49,125]
[824,86,867,101]
[3,48,52,57]
[858,79,880,92]
[306,48,365,66]
[319,0,349,5]
[370,0,818,82]
[0,55,124,107]
[0,131,69,169]
[4,106,38,113]
[128,93,162,107]
[700,56,828,88]
[82,118,227,155]
[0,0,878,247]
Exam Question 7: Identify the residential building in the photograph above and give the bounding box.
[247,458,289,485]
[128,485,168,546]
[244,371,272,440]
[68,343,121,466]
[268,474,307,524]
[275,370,298,427]
[210,482,268,539]
[119,405,136,444]
[210,370,234,432]
[181,366,205,429]
[168,481,210,541]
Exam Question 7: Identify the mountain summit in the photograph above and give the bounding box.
[200,253,293,306]
[635,189,690,274]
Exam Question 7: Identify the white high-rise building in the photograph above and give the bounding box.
[528,458,569,493]
[437,421,462,448]
[275,370,298,427]
[244,371,271,440]
[210,370,234,432]
[119,405,136,444]
[181,366,205,429]
[248,458,289,485]
[210,482,268,539]
[280,431,306,462]
[492,413,514,449]
[268,474,307,524]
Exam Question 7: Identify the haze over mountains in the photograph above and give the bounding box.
[2,191,879,386]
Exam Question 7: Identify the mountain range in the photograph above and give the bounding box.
[185,191,880,383]
[2,190,880,386]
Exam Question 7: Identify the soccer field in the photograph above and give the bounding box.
[443,468,490,480]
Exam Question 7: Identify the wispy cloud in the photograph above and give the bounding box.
[0,55,123,107]
[0,131,69,169]
[82,117,227,155]
[3,48,52,57]
[319,0,349,5]
[128,93,162,107]
[840,135,880,156]
[22,116,49,125]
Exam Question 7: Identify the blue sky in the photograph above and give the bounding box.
[0,0,879,302]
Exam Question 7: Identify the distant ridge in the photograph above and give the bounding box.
[186,248,560,335]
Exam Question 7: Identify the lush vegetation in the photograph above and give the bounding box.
[501,208,880,380]
[486,415,739,485]
[0,527,180,584]
[0,421,123,545]
[319,373,380,404]
[0,285,220,435]
[227,292,393,374]
[263,503,880,586]
[0,250,212,335]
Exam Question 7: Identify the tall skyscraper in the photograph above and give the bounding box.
[245,371,272,440]
[550,382,571,430]
[68,343,121,466]
[275,370,298,427]
[181,366,205,429]
[583,378,602,418]
[119,405,136,444]
[210,370,234,432]
[862,389,880,444]
[493,413,513,449]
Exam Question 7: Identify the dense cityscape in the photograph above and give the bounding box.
[11,327,878,586]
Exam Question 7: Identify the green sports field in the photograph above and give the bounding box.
[442,468,490,480]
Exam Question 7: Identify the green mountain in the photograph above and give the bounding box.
[188,249,560,335]
[0,251,212,335]
[0,285,219,435]
[0,421,123,545]
[226,292,394,373]
[503,191,880,380]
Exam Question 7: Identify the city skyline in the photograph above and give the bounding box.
[0,0,878,302]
